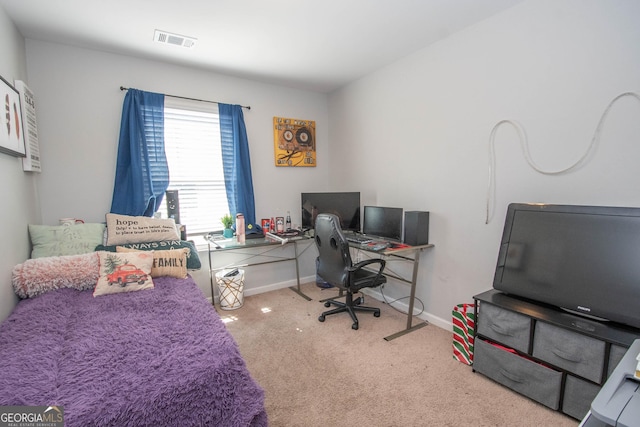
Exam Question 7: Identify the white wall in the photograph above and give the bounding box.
[0,6,39,322]
[329,0,640,328]
[23,41,330,299]
[5,0,640,328]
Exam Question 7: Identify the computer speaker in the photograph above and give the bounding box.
[165,190,180,225]
[404,211,429,246]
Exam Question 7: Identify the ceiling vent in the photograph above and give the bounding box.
[154,30,197,49]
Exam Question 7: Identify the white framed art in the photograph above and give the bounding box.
[0,74,26,157]
[15,80,41,171]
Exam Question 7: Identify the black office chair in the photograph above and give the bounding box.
[314,213,387,330]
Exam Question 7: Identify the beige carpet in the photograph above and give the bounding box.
[222,283,579,427]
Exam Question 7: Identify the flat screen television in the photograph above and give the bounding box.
[301,192,360,232]
[362,206,403,241]
[494,203,640,330]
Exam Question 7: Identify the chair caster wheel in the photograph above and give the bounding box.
[352,323,359,330]
[373,311,380,318]
[318,315,325,322]
[324,301,331,307]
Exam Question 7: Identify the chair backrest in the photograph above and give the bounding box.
[314,213,353,288]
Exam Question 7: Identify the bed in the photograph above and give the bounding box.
[0,263,267,426]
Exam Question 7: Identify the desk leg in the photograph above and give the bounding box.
[384,250,428,341]
[208,246,216,307]
[288,240,312,301]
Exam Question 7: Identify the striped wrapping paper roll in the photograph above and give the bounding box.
[452,303,475,365]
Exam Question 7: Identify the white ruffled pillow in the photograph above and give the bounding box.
[12,252,100,298]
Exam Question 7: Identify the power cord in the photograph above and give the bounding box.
[486,91,640,224]
[377,285,425,317]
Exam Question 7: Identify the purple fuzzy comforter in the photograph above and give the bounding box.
[0,275,267,427]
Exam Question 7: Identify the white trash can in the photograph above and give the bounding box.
[215,269,245,310]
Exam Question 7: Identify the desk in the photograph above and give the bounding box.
[349,241,435,341]
[205,234,313,303]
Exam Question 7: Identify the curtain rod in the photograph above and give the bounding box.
[119,86,250,110]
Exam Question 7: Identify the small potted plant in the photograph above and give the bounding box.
[221,214,234,238]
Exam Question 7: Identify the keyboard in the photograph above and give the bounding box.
[346,235,373,244]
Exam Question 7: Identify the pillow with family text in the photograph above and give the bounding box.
[105,213,179,246]
[117,247,188,279]
[95,240,201,270]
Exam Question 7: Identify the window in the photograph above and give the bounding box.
[158,97,228,235]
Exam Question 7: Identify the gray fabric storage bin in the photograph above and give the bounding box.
[474,339,562,410]
[533,322,605,383]
[563,375,601,420]
[477,302,531,353]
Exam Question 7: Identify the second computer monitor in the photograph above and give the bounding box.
[363,206,403,241]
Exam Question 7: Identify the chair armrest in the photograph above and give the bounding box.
[350,258,386,276]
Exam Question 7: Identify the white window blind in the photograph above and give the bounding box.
[158,97,228,235]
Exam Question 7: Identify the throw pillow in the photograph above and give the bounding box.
[105,213,179,246]
[116,247,188,279]
[95,240,201,270]
[29,223,106,258]
[12,252,100,298]
[94,251,155,297]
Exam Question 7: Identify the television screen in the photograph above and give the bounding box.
[301,192,360,231]
[494,203,640,329]
[362,206,403,241]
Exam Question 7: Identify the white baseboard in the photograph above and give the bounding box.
[361,287,451,331]
[246,275,317,296]
[206,275,316,304]
[207,276,451,332]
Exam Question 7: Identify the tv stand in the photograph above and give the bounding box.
[473,289,640,420]
[561,307,610,323]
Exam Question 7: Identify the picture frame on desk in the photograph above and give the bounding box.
[0,75,27,158]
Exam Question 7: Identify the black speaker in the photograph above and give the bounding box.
[165,190,180,225]
[404,211,429,246]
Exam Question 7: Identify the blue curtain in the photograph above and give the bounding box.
[219,103,256,226]
[110,89,169,217]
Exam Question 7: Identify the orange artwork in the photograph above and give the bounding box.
[273,116,316,167]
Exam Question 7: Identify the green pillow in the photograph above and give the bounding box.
[95,240,201,270]
[29,223,106,258]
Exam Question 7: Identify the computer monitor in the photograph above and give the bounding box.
[301,192,361,232]
[363,206,403,241]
